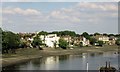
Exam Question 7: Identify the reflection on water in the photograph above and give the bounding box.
[43,56,59,70]
[3,51,118,70]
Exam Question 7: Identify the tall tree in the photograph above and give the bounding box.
[2,31,20,54]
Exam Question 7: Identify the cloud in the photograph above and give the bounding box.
[76,2,118,11]
[48,3,117,24]
[2,2,118,26]
[2,7,41,15]
[2,2,118,33]
[48,9,81,24]
[50,10,69,19]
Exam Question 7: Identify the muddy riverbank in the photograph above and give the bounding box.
[1,45,119,67]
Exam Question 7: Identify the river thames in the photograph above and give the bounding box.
[3,51,118,70]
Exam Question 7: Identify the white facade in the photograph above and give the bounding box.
[40,34,60,48]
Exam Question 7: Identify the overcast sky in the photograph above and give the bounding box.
[1,1,118,34]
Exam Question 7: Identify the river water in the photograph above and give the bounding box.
[3,51,119,70]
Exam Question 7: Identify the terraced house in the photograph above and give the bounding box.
[93,35,109,45]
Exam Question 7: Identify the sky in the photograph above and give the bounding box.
[1,1,118,34]
[1,0,120,2]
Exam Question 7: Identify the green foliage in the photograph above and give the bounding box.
[19,39,27,48]
[103,33,108,36]
[49,31,60,35]
[97,40,104,46]
[114,34,120,38]
[81,32,90,39]
[90,34,94,36]
[108,34,115,37]
[32,35,42,47]
[38,31,48,35]
[81,32,89,36]
[89,38,97,45]
[116,38,120,45]
[76,34,80,37]
[61,30,76,36]
[2,31,20,53]
[59,38,68,49]
[49,30,76,37]
[94,32,101,36]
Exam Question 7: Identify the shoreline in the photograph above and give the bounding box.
[1,45,119,67]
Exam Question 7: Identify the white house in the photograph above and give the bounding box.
[82,37,90,46]
[40,34,60,48]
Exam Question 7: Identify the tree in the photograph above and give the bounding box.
[81,32,90,39]
[19,40,26,48]
[94,32,101,36]
[38,31,48,35]
[89,38,97,45]
[32,35,43,49]
[49,31,60,35]
[98,40,104,46]
[103,33,108,36]
[59,38,68,49]
[108,34,115,37]
[114,34,120,38]
[50,30,77,37]
[90,34,94,36]
[116,38,120,45]
[76,34,80,37]
[2,31,20,54]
